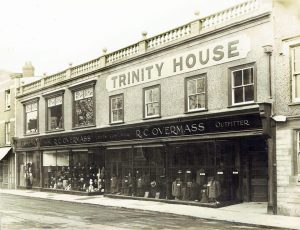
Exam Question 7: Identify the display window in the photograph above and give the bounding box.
[105,141,240,204]
[42,149,105,193]
[18,151,40,188]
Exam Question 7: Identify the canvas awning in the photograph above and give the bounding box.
[0,147,11,161]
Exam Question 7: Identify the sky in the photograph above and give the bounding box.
[0,0,247,76]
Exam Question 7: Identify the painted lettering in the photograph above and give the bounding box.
[228,40,239,58]
[213,45,224,61]
[186,54,196,68]
[119,74,126,87]
[155,62,164,77]
[199,49,209,65]
[173,57,183,72]
[145,65,153,79]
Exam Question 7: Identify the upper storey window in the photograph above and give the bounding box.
[292,46,300,102]
[110,94,124,124]
[46,95,63,131]
[73,86,95,128]
[5,89,10,110]
[186,75,206,112]
[24,100,38,134]
[144,85,160,119]
[231,67,254,105]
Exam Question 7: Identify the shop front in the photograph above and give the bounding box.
[14,106,271,206]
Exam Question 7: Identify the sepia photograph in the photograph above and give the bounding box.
[0,0,300,229]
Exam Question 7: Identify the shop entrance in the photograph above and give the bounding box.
[241,137,268,202]
[249,151,268,202]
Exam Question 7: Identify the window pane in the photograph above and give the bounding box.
[197,94,205,108]
[48,98,56,107]
[111,98,117,110]
[26,111,38,133]
[245,85,254,101]
[153,102,159,115]
[189,95,197,110]
[25,104,32,113]
[147,104,154,116]
[117,97,123,109]
[197,78,205,93]
[296,74,300,98]
[118,109,123,121]
[31,103,37,111]
[48,105,63,130]
[152,88,159,102]
[187,80,196,95]
[145,90,152,103]
[243,68,253,84]
[234,87,243,103]
[74,97,94,127]
[84,88,93,98]
[295,48,300,73]
[55,96,63,105]
[75,90,84,101]
[112,110,118,122]
[233,70,242,86]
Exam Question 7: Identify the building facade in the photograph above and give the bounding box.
[12,0,300,216]
[0,63,39,189]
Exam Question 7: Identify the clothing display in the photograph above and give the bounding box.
[172,179,182,199]
[207,177,221,202]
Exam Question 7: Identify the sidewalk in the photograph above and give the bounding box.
[1,189,300,229]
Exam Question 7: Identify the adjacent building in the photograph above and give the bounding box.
[0,62,39,189]
[12,0,300,216]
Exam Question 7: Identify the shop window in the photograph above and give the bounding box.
[144,85,160,118]
[292,46,300,102]
[42,149,105,193]
[18,151,40,188]
[110,94,124,123]
[24,100,38,134]
[186,75,206,112]
[5,122,10,145]
[5,89,10,110]
[46,95,63,130]
[73,87,95,128]
[231,66,255,105]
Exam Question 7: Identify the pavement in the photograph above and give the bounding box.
[1,189,300,230]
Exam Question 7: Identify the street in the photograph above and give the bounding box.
[0,193,284,230]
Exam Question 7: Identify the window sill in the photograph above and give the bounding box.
[24,132,40,136]
[289,102,300,106]
[72,124,96,130]
[109,121,124,126]
[46,128,65,133]
[227,102,256,108]
[184,109,208,114]
[143,115,161,121]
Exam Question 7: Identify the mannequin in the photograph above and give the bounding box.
[172,178,182,200]
[207,177,221,203]
[110,174,118,194]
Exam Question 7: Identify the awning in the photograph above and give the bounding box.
[0,147,12,161]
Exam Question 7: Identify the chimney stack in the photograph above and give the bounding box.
[22,61,35,77]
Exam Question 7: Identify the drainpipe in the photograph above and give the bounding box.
[263,45,273,99]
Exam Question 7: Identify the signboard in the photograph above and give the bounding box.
[106,34,250,91]
[31,113,263,148]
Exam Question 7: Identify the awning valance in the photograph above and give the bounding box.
[0,147,11,161]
